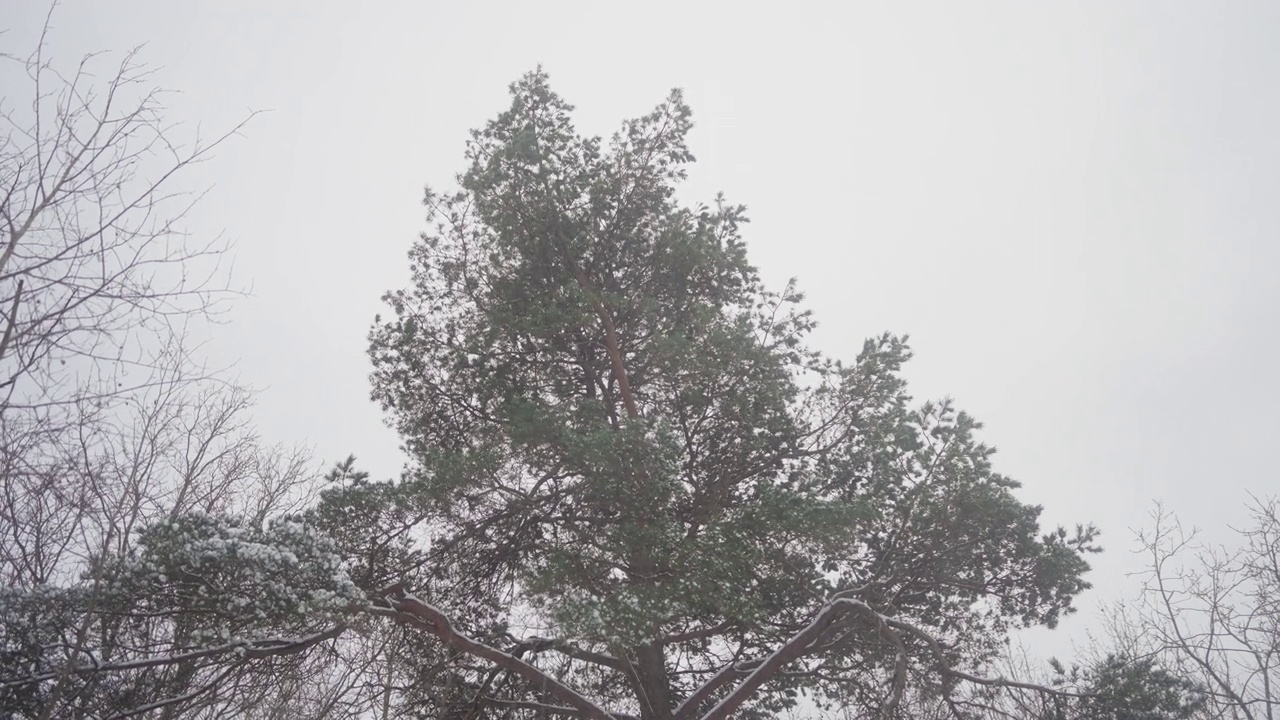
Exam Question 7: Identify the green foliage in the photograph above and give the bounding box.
[1083,655,1206,719]
[360,69,1100,717]
[1046,655,1207,720]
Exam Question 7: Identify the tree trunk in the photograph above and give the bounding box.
[635,643,674,720]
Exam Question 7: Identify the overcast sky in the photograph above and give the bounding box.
[6,1,1278,661]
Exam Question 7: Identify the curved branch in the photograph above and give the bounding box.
[885,617,1091,700]
[696,600,852,720]
[373,591,618,720]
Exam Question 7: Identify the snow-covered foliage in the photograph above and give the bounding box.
[109,512,363,641]
[0,511,361,718]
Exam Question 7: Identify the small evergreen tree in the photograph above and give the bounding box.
[1074,655,1206,720]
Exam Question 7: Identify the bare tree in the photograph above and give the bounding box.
[0,0,250,596]
[1115,499,1280,720]
[0,8,340,719]
[0,0,251,589]
[0,2,252,414]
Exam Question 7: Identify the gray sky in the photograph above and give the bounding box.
[7,0,1279,661]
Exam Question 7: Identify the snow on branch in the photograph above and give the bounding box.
[677,589,1088,720]
[0,626,346,689]
[371,587,622,720]
[510,634,625,671]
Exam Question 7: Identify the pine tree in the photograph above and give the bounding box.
[360,70,1100,719]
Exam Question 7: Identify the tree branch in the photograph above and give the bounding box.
[1,626,346,689]
[104,659,244,719]
[513,634,625,671]
[483,695,639,720]
[373,590,618,720]
[573,267,638,419]
[695,601,852,720]
[0,278,23,362]
[885,616,1091,699]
